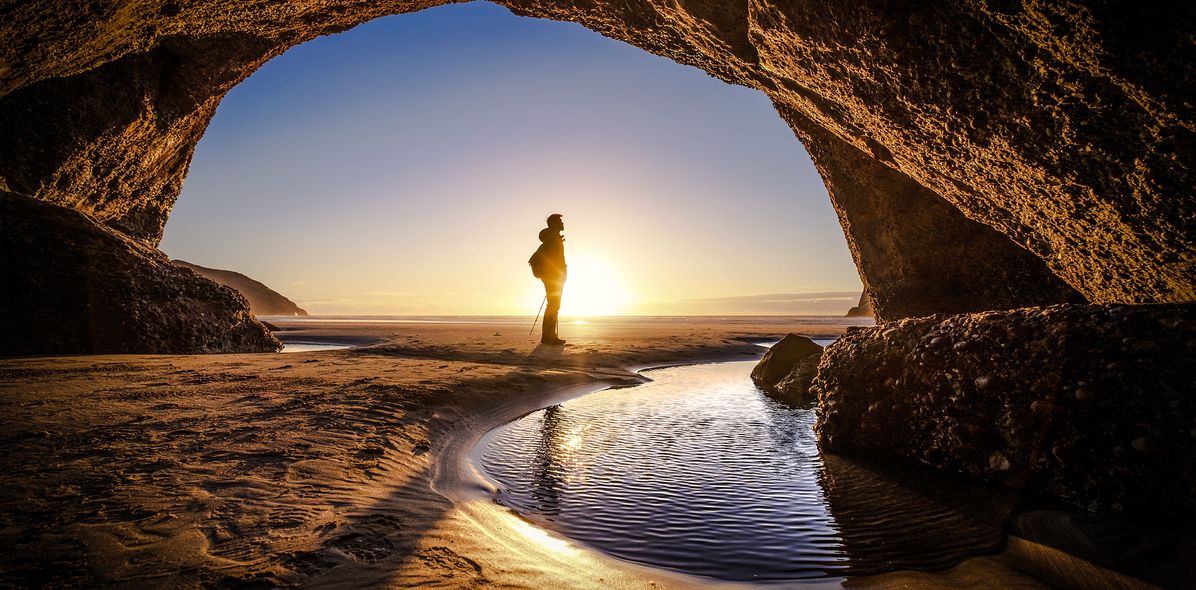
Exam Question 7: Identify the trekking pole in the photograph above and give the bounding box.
[529,295,547,336]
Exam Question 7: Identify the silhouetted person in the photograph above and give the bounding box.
[529,214,567,345]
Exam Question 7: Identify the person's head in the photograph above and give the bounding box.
[546,213,564,232]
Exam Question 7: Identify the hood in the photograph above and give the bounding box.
[539,227,561,243]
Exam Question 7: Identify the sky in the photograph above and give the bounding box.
[160,1,862,316]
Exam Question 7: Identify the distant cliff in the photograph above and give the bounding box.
[173,260,308,317]
[845,292,873,318]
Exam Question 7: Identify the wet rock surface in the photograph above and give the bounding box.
[751,334,823,403]
[813,303,1196,520]
[0,192,279,355]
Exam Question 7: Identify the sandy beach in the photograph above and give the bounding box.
[0,317,1161,588]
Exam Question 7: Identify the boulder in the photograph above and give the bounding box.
[0,191,280,355]
[751,334,824,403]
[771,354,823,404]
[813,303,1196,520]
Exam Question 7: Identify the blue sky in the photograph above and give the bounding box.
[160,1,861,315]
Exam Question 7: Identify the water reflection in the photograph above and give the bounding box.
[480,360,1011,582]
[817,454,1011,575]
[530,405,566,518]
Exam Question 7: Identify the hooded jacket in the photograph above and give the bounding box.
[531,228,567,282]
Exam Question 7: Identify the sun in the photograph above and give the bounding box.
[518,251,634,317]
[561,252,634,316]
[534,252,632,317]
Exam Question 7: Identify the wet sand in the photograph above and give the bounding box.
[0,317,1158,588]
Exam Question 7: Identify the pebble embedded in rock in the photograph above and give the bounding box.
[1131,436,1162,455]
[1051,443,1073,462]
[988,452,1011,472]
[1030,400,1056,415]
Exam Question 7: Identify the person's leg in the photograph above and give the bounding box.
[542,281,562,343]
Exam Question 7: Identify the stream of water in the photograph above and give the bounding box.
[478,358,1011,583]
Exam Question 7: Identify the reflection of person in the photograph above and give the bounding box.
[531,214,568,345]
[531,405,566,515]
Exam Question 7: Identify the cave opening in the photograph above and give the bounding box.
[159,1,863,319]
[0,0,1118,351]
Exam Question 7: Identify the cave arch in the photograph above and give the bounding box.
[2,0,1192,353]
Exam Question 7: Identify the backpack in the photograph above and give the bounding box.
[528,245,548,279]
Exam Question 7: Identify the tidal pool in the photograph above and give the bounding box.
[478,359,1011,583]
[278,341,355,353]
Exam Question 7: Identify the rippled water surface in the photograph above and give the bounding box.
[479,359,1009,582]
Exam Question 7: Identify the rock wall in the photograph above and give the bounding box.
[813,303,1196,519]
[742,1,1195,305]
[784,107,1086,320]
[0,34,279,242]
[0,0,1191,318]
[0,192,279,355]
